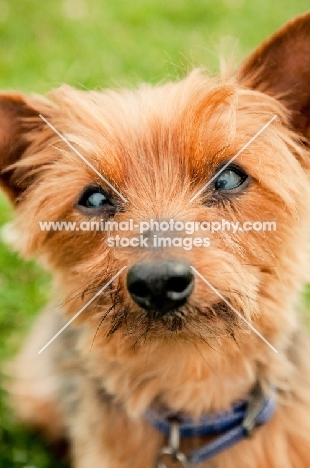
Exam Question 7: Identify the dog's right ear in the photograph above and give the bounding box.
[0,93,52,204]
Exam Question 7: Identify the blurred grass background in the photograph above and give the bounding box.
[0,0,309,466]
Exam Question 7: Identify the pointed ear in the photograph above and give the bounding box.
[237,13,310,135]
[0,93,51,203]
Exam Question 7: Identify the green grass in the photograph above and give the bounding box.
[0,1,309,466]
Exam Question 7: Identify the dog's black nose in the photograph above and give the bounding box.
[126,260,194,314]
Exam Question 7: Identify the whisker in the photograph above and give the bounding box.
[90,302,118,351]
[132,323,151,349]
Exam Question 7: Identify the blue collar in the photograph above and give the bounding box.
[144,382,276,466]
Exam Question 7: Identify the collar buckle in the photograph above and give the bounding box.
[242,381,270,437]
[157,418,190,468]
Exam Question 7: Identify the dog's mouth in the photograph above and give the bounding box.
[101,299,246,342]
[146,307,187,331]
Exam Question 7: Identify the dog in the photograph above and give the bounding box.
[1,12,310,468]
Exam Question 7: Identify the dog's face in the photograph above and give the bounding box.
[1,14,310,350]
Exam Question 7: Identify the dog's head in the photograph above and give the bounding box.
[1,14,310,351]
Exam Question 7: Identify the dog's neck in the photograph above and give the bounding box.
[80,326,289,419]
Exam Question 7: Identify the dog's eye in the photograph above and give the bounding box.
[85,192,107,208]
[78,188,108,208]
[76,186,118,217]
[215,166,247,191]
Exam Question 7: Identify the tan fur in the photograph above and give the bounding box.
[2,12,310,468]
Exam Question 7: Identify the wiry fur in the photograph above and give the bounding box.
[2,12,310,468]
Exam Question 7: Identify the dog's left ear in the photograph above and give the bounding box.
[237,12,310,135]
